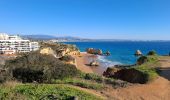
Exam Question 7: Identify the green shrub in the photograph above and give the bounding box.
[135,55,159,81]
[137,56,148,65]
[55,78,104,90]
[147,50,157,56]
[0,69,10,83]
[84,73,103,83]
[12,68,43,83]
[135,64,158,81]
[59,55,75,62]
[104,78,128,88]
[5,52,78,83]
[137,55,158,65]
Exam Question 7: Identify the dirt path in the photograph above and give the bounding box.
[97,56,170,100]
[158,56,170,80]
[102,77,170,100]
[65,84,106,99]
[100,56,170,100]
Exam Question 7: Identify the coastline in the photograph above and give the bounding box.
[72,52,107,75]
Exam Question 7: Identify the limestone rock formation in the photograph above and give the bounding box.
[135,50,142,56]
[86,48,103,55]
[97,49,103,55]
[89,60,99,66]
[105,51,111,56]
[40,47,55,55]
[103,67,121,77]
[103,67,148,84]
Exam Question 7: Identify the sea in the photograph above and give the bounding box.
[64,41,170,68]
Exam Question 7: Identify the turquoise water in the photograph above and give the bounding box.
[65,41,170,67]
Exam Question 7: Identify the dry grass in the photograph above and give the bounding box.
[1,81,21,88]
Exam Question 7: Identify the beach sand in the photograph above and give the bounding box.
[72,52,106,75]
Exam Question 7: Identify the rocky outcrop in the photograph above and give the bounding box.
[68,50,80,56]
[59,55,76,65]
[103,67,148,84]
[105,51,111,56]
[103,67,121,77]
[97,49,103,55]
[89,61,99,66]
[135,50,142,56]
[86,48,95,54]
[40,47,55,55]
[86,48,103,55]
[137,56,148,65]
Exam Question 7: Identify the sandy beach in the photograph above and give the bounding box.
[72,52,106,75]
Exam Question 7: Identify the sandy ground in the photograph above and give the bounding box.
[158,56,170,80]
[73,54,170,100]
[72,52,94,73]
[72,52,107,75]
[103,77,170,100]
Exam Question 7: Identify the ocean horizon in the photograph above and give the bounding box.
[65,41,170,67]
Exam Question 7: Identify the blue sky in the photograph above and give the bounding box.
[0,0,170,40]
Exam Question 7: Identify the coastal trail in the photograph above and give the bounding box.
[72,53,170,100]
[102,56,170,100]
[158,56,170,80]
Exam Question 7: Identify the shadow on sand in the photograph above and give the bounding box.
[158,67,170,81]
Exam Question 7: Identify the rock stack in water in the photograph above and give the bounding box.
[105,51,111,56]
[86,48,103,55]
[135,50,142,56]
[97,49,103,55]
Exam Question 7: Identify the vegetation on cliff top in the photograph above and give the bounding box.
[103,51,160,83]
[135,55,159,81]
[40,42,79,53]
[4,51,78,83]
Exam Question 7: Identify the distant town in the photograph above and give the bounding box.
[0,33,39,55]
[22,35,170,42]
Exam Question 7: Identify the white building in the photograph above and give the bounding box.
[0,33,39,54]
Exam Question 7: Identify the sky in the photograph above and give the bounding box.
[0,0,170,40]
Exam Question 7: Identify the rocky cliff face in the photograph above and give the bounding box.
[103,67,148,84]
[40,43,80,58]
[86,48,103,55]
[40,47,55,55]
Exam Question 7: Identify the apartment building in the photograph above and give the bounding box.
[0,33,39,54]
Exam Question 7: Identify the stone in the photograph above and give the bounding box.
[89,61,99,66]
[105,51,111,56]
[97,49,103,55]
[135,50,142,56]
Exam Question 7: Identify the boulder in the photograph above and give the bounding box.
[89,61,99,66]
[86,48,103,55]
[97,49,103,55]
[40,47,55,55]
[135,50,142,56]
[86,48,95,54]
[105,51,111,56]
[103,67,121,77]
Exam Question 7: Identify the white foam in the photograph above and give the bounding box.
[97,56,122,67]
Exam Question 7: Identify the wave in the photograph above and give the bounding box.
[97,56,122,67]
